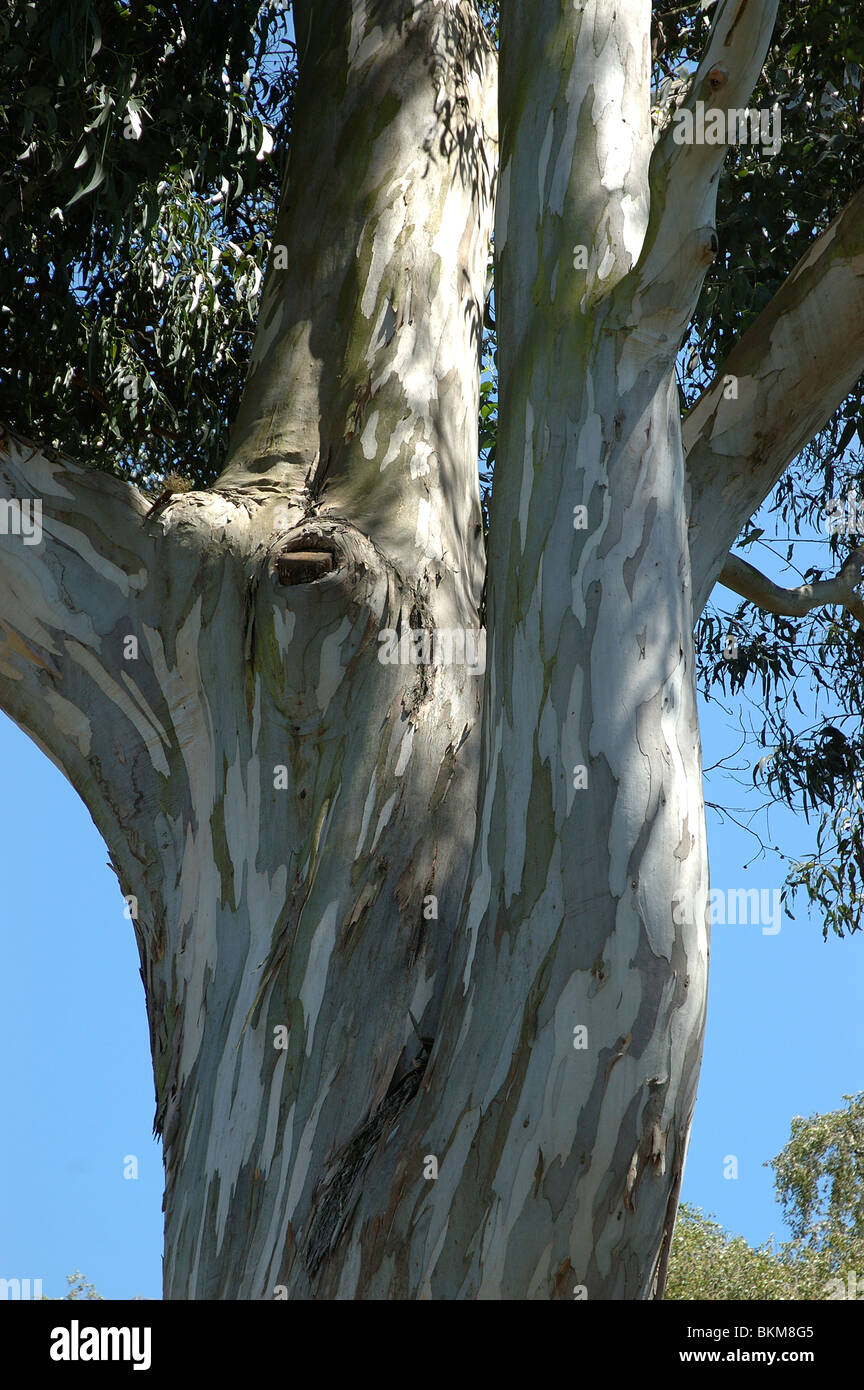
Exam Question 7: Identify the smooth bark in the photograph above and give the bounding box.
[685,182,864,617]
[719,548,864,625]
[3,0,864,1300]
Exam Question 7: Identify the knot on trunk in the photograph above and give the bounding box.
[276,549,335,585]
[273,528,342,586]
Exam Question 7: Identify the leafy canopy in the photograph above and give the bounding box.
[667,1093,864,1299]
[4,1,864,929]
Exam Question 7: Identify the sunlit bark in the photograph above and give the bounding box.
[6,0,864,1301]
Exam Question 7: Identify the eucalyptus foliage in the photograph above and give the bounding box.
[3,1,864,925]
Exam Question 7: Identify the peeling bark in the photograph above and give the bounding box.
[685,181,864,616]
[3,0,863,1300]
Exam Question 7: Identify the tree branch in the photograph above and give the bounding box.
[219,0,496,612]
[0,425,155,768]
[685,181,864,617]
[615,0,779,354]
[0,424,249,916]
[719,547,864,625]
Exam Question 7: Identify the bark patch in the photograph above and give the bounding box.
[303,1048,430,1279]
[276,550,335,585]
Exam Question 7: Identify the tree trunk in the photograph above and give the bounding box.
[9,0,861,1299]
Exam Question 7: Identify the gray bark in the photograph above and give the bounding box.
[2,0,863,1299]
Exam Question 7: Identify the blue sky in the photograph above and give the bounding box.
[1,500,862,1299]
[0,725,163,1299]
[1,6,862,1300]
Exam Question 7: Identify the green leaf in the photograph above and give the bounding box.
[21,86,53,108]
[66,158,105,208]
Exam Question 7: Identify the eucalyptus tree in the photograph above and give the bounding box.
[3,0,864,1300]
[667,1094,864,1300]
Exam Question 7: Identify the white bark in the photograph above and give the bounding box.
[289,0,781,1300]
[719,548,864,625]
[685,181,864,616]
[2,0,496,1300]
[4,0,864,1301]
